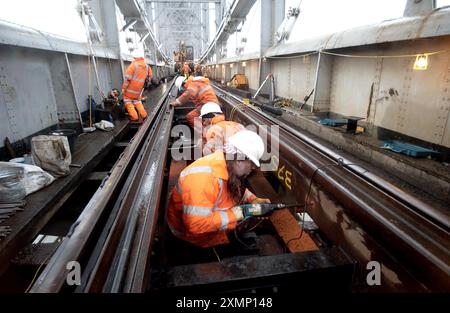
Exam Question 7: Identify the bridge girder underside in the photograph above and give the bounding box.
[150,1,211,60]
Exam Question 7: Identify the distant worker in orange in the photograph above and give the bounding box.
[184,65,209,89]
[199,102,245,155]
[194,64,203,76]
[170,75,218,128]
[121,51,152,121]
[182,62,191,78]
[167,130,271,248]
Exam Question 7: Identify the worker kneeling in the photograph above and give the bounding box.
[200,102,245,155]
[171,74,216,128]
[167,130,271,248]
[121,52,152,121]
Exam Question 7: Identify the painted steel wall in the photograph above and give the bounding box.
[229,39,450,148]
[245,60,259,91]
[329,55,377,118]
[67,54,104,113]
[271,55,318,102]
[0,46,124,148]
[328,38,450,147]
[0,46,59,144]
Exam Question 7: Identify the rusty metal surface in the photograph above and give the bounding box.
[214,84,450,292]
[247,170,319,252]
[12,242,61,266]
[270,209,319,253]
[161,246,355,292]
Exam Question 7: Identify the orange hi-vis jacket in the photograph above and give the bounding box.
[167,151,257,247]
[184,76,210,89]
[175,77,217,108]
[184,75,194,88]
[203,115,245,154]
[182,63,190,75]
[122,57,152,100]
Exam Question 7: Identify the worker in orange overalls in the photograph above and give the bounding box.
[194,64,203,77]
[183,65,209,90]
[170,75,217,127]
[182,62,191,78]
[121,52,152,121]
[199,102,245,156]
[167,130,271,248]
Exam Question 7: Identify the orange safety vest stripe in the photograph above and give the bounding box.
[189,81,218,108]
[167,151,255,247]
[176,79,218,107]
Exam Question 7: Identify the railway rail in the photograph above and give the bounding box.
[27,79,449,293]
[213,83,450,292]
[30,81,176,293]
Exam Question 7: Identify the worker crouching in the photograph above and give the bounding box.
[199,102,245,155]
[167,130,270,248]
[121,52,152,121]
[170,74,216,128]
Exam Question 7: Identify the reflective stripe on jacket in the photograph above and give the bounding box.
[176,77,218,108]
[184,76,210,90]
[167,151,256,247]
[203,115,245,154]
[122,57,152,100]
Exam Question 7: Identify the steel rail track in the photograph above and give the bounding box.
[106,91,174,293]
[30,80,176,293]
[213,84,450,292]
[217,86,450,230]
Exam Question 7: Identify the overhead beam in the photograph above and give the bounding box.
[121,18,138,32]
[168,30,199,33]
[265,7,450,57]
[199,0,256,62]
[403,0,434,16]
[0,20,118,59]
[160,24,202,27]
[146,0,219,3]
[115,0,170,63]
[258,0,285,94]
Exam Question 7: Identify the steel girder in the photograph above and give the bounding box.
[151,1,209,60]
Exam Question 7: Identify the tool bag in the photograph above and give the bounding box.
[31,135,72,177]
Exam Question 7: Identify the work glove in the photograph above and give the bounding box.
[251,198,271,204]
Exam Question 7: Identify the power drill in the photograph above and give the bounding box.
[237,203,303,217]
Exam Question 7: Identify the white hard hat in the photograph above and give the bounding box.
[175,76,186,91]
[131,50,143,59]
[200,102,222,117]
[228,130,265,167]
